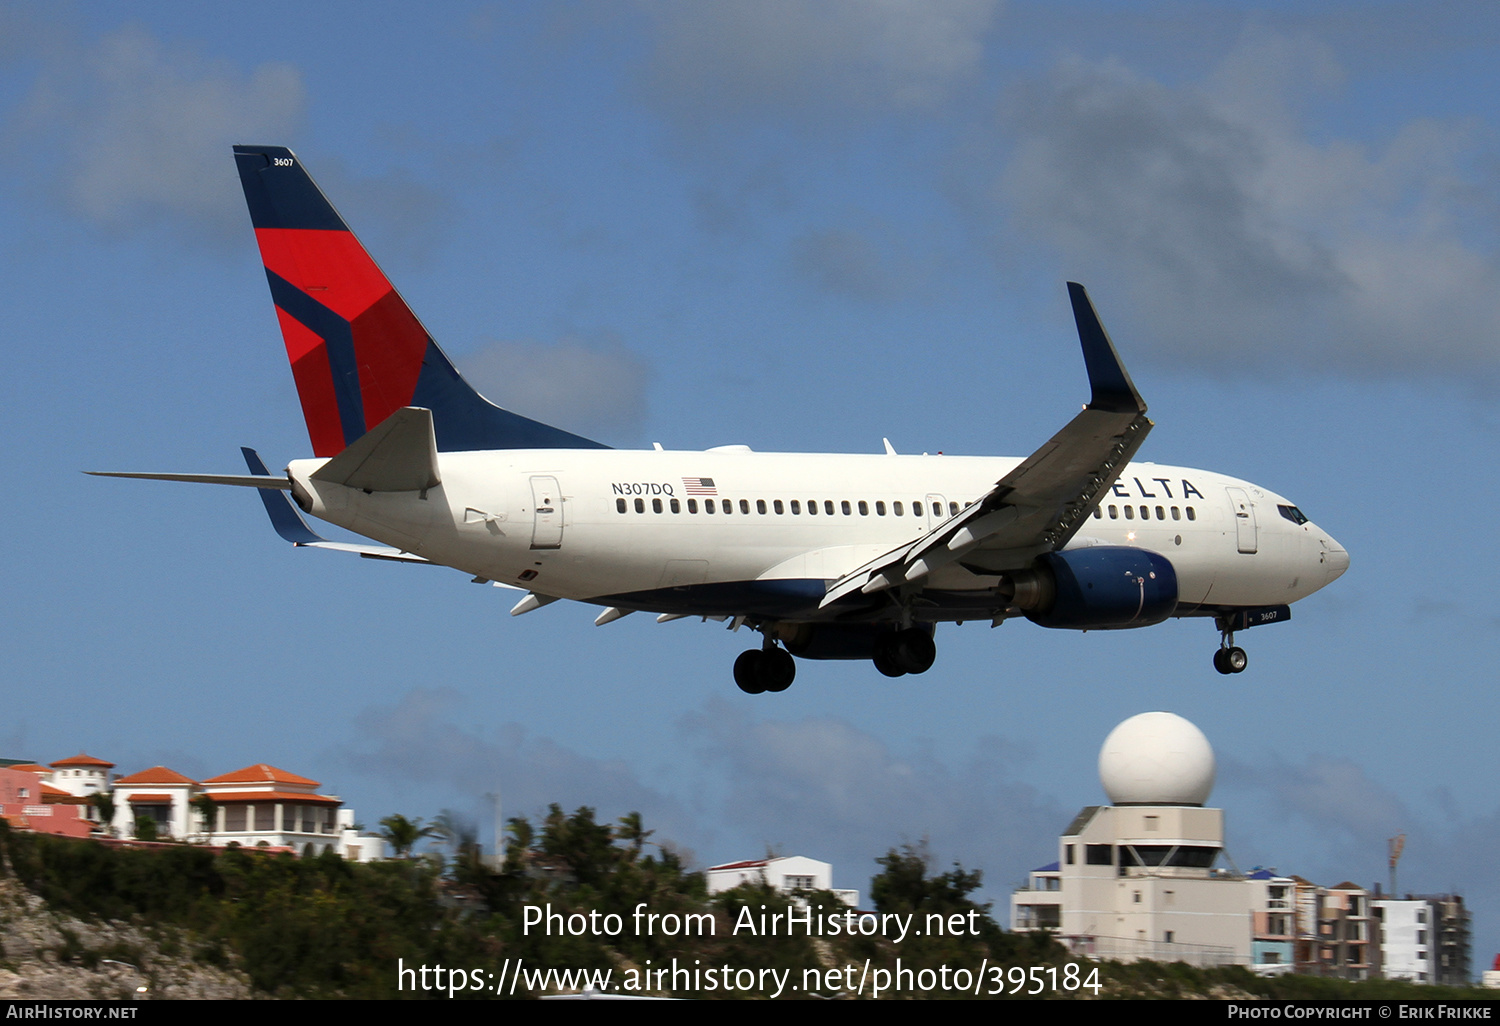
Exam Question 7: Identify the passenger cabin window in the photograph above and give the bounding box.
[773,500,784,514]
[1109,505,1118,519]
[670,498,680,513]
[841,500,851,515]
[876,501,886,516]
[705,499,715,513]
[757,499,767,514]
[740,499,750,514]
[1124,506,1134,520]
[858,501,869,516]
[790,500,801,514]
[688,499,698,513]
[634,498,644,513]
[721,498,732,514]
[1186,507,1196,521]
[617,498,627,513]
[893,501,903,516]
[825,500,834,515]
[652,498,662,513]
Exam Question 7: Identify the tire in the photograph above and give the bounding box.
[1212,649,1232,675]
[763,648,796,692]
[734,649,767,693]
[873,638,907,678]
[893,628,937,675]
[1226,647,1248,673]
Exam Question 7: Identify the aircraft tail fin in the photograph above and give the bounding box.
[232,145,609,457]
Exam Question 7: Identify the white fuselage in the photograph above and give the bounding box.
[287,447,1348,624]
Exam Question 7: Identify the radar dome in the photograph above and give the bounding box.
[1098,712,1215,806]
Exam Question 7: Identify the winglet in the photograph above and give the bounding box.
[1067,282,1145,415]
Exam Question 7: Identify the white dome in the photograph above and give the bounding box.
[1098,712,1215,806]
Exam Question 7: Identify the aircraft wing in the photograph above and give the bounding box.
[820,283,1152,608]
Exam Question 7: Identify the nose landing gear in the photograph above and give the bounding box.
[1213,626,1248,675]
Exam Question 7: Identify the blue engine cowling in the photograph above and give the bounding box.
[1021,547,1178,629]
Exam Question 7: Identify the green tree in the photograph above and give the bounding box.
[616,811,654,858]
[378,814,438,859]
[132,815,157,842]
[89,792,115,837]
[192,794,217,843]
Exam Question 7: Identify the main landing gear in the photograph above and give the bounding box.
[734,642,796,694]
[872,627,937,678]
[1213,627,1248,675]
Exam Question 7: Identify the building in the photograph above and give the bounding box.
[1010,712,1252,967]
[706,855,859,907]
[1374,895,1471,986]
[1008,713,1471,983]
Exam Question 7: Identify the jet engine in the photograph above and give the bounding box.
[1007,547,1178,629]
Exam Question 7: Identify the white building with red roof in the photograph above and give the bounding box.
[111,766,198,840]
[47,753,114,798]
[706,855,859,907]
[198,763,375,858]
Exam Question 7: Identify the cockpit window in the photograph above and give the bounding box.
[1278,504,1309,525]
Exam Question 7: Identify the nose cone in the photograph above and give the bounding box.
[1322,535,1349,582]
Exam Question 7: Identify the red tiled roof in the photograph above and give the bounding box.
[7,764,49,775]
[207,791,340,805]
[202,764,319,787]
[115,766,197,786]
[40,783,69,797]
[51,753,114,769]
[708,859,769,872]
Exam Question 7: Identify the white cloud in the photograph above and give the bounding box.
[683,699,1065,891]
[991,30,1500,374]
[8,23,305,240]
[460,336,650,443]
[638,0,999,126]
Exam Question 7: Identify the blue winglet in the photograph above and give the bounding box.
[1067,282,1146,415]
[241,447,326,545]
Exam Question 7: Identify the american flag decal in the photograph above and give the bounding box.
[682,477,717,496]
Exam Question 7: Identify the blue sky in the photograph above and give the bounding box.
[3,0,1498,973]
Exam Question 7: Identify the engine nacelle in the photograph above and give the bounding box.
[1013,547,1178,630]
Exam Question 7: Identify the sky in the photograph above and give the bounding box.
[2,0,1498,974]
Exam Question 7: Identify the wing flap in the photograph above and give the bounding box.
[820,283,1151,608]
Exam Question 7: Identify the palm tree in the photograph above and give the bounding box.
[379,814,438,859]
[616,811,654,859]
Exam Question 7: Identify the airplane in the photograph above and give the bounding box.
[92,145,1349,694]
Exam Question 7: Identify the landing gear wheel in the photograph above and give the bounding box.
[892,628,937,675]
[873,642,906,678]
[762,647,796,692]
[734,650,768,694]
[1212,647,1248,674]
[734,646,796,693]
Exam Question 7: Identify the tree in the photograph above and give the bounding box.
[871,842,990,920]
[90,792,115,837]
[133,815,157,842]
[616,811,654,858]
[192,794,217,844]
[378,814,438,859]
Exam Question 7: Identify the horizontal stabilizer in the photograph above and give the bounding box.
[241,447,432,564]
[86,471,291,489]
[311,407,441,492]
